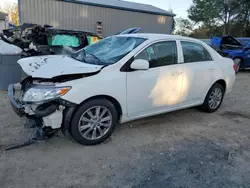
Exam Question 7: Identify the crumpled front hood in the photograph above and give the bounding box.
[18,55,103,78]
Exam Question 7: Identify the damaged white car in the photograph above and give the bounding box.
[8,34,236,146]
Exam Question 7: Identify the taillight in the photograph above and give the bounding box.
[233,64,237,71]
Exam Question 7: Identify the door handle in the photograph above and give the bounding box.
[172,72,182,76]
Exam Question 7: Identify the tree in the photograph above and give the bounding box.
[0,3,19,26]
[188,0,243,34]
[173,17,194,36]
[233,0,250,36]
[189,25,223,38]
[172,18,176,34]
[168,8,176,33]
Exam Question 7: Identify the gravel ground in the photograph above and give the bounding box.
[1,72,250,188]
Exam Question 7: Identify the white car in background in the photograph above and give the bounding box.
[9,34,236,145]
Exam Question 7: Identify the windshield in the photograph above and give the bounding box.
[237,39,250,47]
[71,36,146,65]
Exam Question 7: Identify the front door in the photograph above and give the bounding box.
[126,41,183,117]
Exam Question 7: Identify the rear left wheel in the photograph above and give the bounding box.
[70,98,118,145]
[201,83,225,113]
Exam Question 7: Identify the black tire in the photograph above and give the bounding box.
[70,98,118,145]
[201,83,225,113]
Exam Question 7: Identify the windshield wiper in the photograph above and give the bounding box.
[87,53,101,65]
[70,50,102,65]
[70,49,86,61]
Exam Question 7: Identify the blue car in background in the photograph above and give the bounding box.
[210,35,250,73]
[237,37,250,49]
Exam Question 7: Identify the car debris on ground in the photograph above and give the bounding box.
[1,23,103,57]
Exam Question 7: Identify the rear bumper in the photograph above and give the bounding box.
[8,84,25,117]
[225,74,236,95]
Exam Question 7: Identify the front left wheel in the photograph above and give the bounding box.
[70,98,118,145]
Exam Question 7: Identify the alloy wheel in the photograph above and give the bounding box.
[208,88,223,109]
[78,106,112,140]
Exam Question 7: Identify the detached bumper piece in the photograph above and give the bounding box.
[5,121,58,151]
[5,139,37,151]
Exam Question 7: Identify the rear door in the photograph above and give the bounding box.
[178,40,216,106]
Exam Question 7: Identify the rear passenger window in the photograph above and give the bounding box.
[135,41,177,68]
[181,41,212,63]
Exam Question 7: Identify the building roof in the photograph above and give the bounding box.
[0,11,8,20]
[63,0,175,16]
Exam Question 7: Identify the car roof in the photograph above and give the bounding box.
[118,33,204,43]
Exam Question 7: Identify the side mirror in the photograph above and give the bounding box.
[130,59,149,70]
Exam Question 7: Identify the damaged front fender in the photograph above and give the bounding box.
[8,82,77,131]
[61,106,77,133]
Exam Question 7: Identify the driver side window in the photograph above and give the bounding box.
[135,41,177,68]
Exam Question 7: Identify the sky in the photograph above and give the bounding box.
[0,0,17,9]
[1,0,192,18]
[127,0,193,18]
[0,0,17,5]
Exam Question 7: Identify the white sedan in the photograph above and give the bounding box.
[9,34,236,145]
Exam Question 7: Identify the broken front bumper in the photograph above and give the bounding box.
[8,84,77,130]
[8,84,25,117]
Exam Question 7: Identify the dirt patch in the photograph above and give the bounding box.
[99,140,250,188]
[220,111,250,120]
